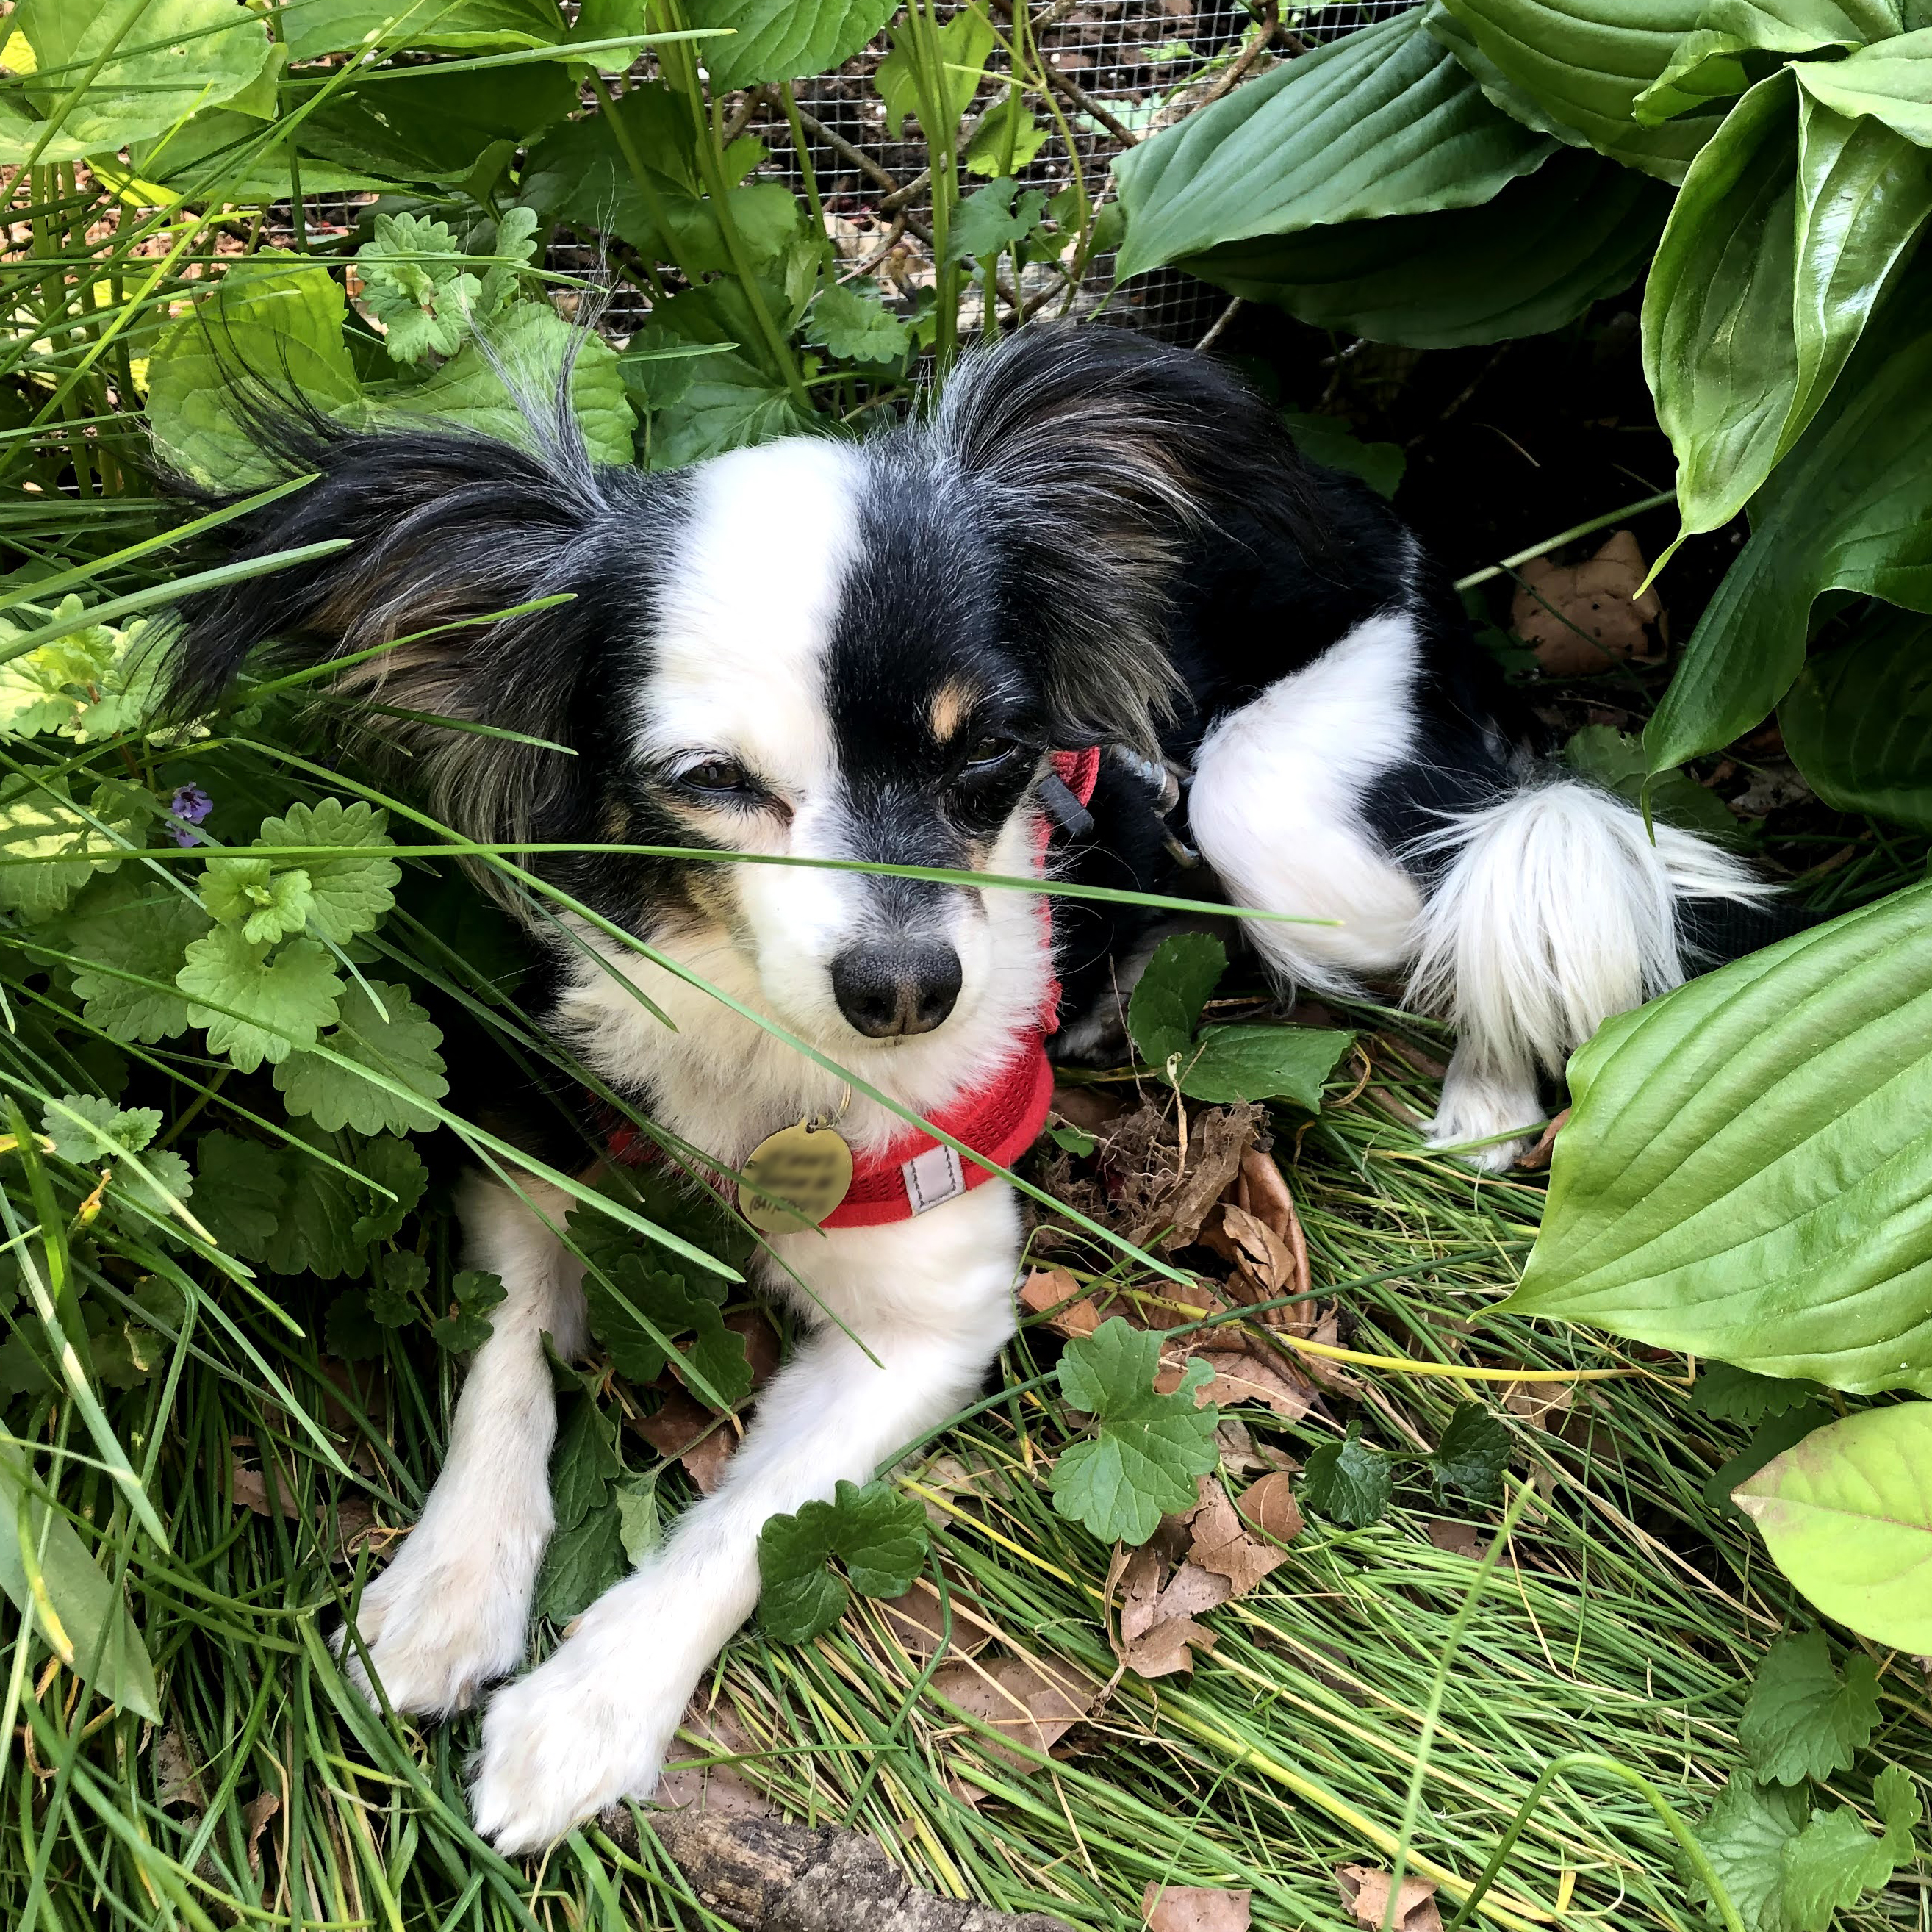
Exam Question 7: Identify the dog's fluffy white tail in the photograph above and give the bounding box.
[1406,778,1773,1082]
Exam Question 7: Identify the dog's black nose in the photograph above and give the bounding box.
[830,941,962,1038]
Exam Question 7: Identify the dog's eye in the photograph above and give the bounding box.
[963,735,1019,772]
[678,757,753,796]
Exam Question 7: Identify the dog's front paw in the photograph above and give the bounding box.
[337,1509,545,1717]
[470,1621,689,1853]
[1425,1057,1543,1173]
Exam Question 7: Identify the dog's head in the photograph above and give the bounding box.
[168,326,1315,1056]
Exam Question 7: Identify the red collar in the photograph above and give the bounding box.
[608,748,1102,1229]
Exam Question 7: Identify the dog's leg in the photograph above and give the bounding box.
[340,1174,586,1716]
[468,1185,1018,1853]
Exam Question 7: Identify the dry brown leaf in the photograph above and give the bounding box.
[876,1574,993,1665]
[1061,1102,1264,1253]
[1336,1864,1443,1932]
[929,1655,1096,1771]
[724,1307,782,1390]
[1235,1470,1304,1547]
[1512,530,1665,676]
[1514,1107,1569,1172]
[331,1495,376,1564]
[1051,1083,1127,1135]
[1117,1542,1226,1678]
[243,1792,280,1878]
[656,1695,777,1818]
[230,1457,302,1520]
[1297,1312,1365,1398]
[1188,1477,1288,1596]
[154,1725,206,1811]
[1019,1268,1101,1340]
[1142,1881,1253,1931]
[632,1389,735,1493]
[1503,1379,1573,1429]
[1427,1519,1487,1559]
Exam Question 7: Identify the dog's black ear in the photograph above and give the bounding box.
[928,324,1324,755]
[165,406,640,844]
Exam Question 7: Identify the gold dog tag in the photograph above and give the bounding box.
[738,1118,853,1235]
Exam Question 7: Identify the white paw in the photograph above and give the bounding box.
[1426,1060,1544,1173]
[470,1586,694,1853]
[337,1511,545,1718]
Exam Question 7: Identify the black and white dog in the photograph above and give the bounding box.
[171,326,1767,1848]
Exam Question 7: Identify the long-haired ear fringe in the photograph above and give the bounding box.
[926,323,1327,758]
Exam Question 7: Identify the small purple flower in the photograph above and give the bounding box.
[168,783,213,848]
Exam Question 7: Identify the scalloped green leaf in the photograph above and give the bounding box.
[1508,880,1932,1396]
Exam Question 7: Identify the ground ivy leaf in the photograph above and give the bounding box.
[323,1290,384,1362]
[193,1132,285,1261]
[1692,1362,1830,1423]
[346,1134,428,1246]
[261,1131,365,1281]
[1051,1318,1221,1545]
[41,1095,159,1164]
[374,1249,428,1322]
[356,211,482,365]
[273,980,448,1136]
[614,1476,661,1566]
[1303,1423,1395,1527]
[255,800,401,946]
[0,775,132,921]
[803,281,911,365]
[1179,1022,1354,1109]
[756,1478,928,1644]
[1740,1632,1882,1786]
[201,855,313,947]
[431,1268,506,1352]
[114,1148,194,1223]
[1429,1401,1510,1504]
[61,873,210,1044]
[946,176,1049,264]
[1127,933,1227,1068]
[177,929,343,1074]
[1692,1773,1810,1932]
[586,1252,753,1407]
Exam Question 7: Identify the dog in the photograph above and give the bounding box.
[168,324,1773,1848]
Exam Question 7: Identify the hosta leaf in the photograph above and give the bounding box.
[1645,249,1932,773]
[1739,1632,1881,1786]
[178,930,343,1075]
[1509,880,1932,1396]
[1632,0,1897,126]
[6,0,274,164]
[1127,933,1227,1067]
[1795,26,1932,145]
[756,1479,928,1644]
[1734,1404,1932,1651]
[273,981,448,1137]
[0,1444,159,1721]
[1179,1024,1354,1110]
[1113,8,1556,281]
[1051,1319,1220,1545]
[1432,0,1723,182]
[1181,147,1669,349]
[875,9,993,137]
[1781,608,1932,829]
[683,0,897,91]
[1644,74,1932,541]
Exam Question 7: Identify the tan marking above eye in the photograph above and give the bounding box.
[928,679,982,744]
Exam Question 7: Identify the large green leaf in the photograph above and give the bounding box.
[5,0,275,165]
[129,111,403,202]
[1734,1404,1932,1651]
[683,0,897,91]
[367,304,636,465]
[0,1445,159,1722]
[1796,24,1932,142]
[1645,254,1932,769]
[1112,8,1556,281]
[1632,0,1902,125]
[146,259,362,486]
[284,0,565,62]
[1433,0,1724,181]
[1179,148,1670,349]
[1780,608,1932,827]
[296,60,578,185]
[1644,74,1932,540]
[1642,73,1800,541]
[1508,880,1932,1396]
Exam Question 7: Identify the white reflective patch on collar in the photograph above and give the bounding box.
[902,1143,967,1215]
